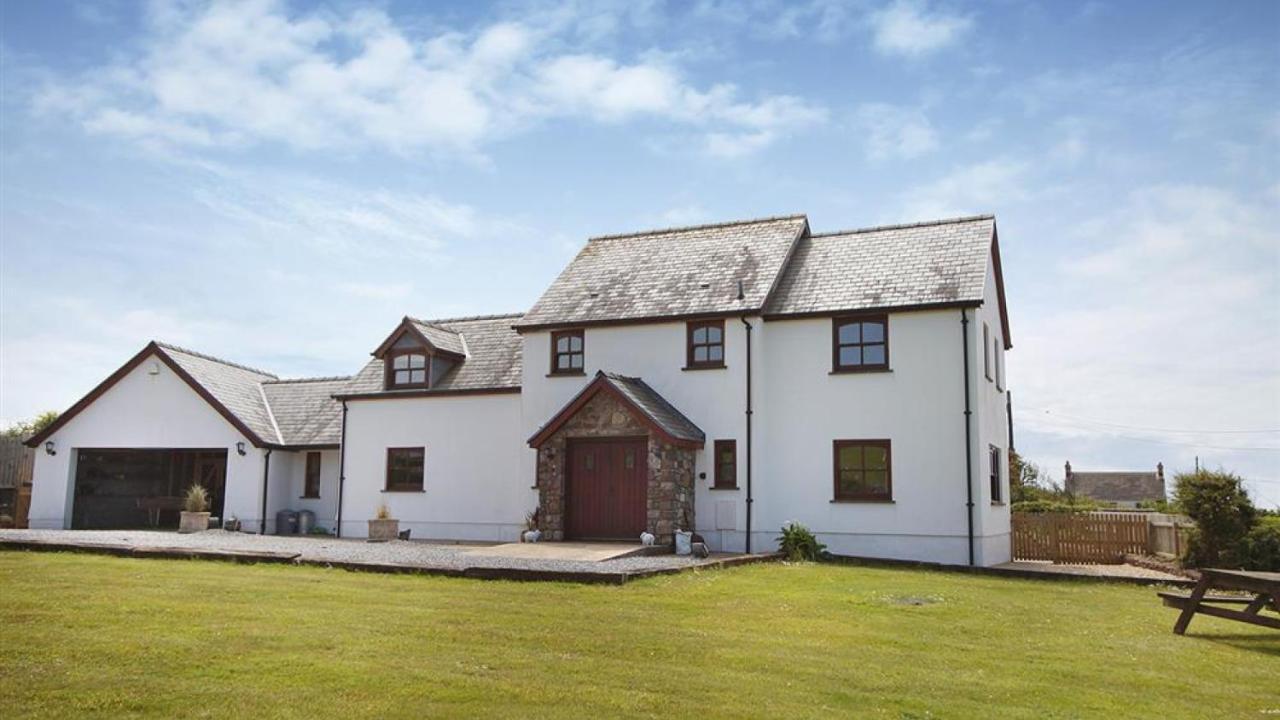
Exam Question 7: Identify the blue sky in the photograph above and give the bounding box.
[1,0,1277,505]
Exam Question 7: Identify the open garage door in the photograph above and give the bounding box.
[72,449,227,530]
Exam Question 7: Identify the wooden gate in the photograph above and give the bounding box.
[0,436,35,528]
[1012,512,1150,564]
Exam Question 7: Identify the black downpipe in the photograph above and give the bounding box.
[740,315,754,554]
[1006,390,1015,452]
[259,448,273,535]
[960,309,975,566]
[335,400,348,538]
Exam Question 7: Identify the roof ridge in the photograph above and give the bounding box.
[809,214,995,238]
[588,213,808,242]
[413,312,525,325]
[262,376,353,385]
[154,341,278,378]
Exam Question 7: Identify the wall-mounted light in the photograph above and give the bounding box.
[236,441,246,456]
[44,441,56,456]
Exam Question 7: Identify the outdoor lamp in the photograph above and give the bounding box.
[44,441,56,456]
[236,441,246,456]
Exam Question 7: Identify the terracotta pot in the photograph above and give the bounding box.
[178,511,210,534]
[367,518,399,542]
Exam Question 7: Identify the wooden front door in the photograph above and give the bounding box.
[565,438,648,540]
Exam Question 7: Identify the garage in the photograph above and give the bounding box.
[564,437,649,540]
[72,449,227,529]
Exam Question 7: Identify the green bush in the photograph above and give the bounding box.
[1238,516,1280,572]
[1175,469,1255,568]
[777,521,826,562]
[1011,500,1098,514]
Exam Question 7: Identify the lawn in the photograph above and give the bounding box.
[0,552,1276,719]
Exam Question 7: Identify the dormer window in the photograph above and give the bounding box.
[387,351,428,389]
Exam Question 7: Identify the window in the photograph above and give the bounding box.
[994,333,1004,391]
[303,451,321,498]
[386,447,425,492]
[989,445,1003,503]
[686,320,725,369]
[550,329,584,375]
[386,351,428,389]
[833,440,892,501]
[713,439,737,489]
[832,315,889,372]
[983,323,992,381]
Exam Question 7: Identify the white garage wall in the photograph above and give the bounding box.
[339,393,530,540]
[27,351,266,530]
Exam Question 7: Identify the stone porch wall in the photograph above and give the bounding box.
[535,391,695,544]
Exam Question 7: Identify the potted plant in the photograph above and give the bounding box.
[521,509,541,543]
[178,484,210,534]
[367,503,399,542]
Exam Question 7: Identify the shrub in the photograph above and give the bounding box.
[374,503,392,520]
[307,525,331,536]
[777,521,826,562]
[1238,516,1280,572]
[183,484,209,513]
[1174,469,1255,568]
[1012,500,1097,514]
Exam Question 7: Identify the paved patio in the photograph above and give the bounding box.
[0,529,758,583]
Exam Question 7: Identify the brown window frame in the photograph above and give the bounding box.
[385,349,430,390]
[303,451,322,499]
[832,314,889,373]
[685,319,726,370]
[712,439,737,489]
[549,329,585,375]
[989,445,1003,504]
[983,322,992,381]
[832,439,893,502]
[385,447,425,492]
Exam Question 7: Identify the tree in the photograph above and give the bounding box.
[1,411,59,441]
[1175,469,1256,568]
[1008,449,1059,504]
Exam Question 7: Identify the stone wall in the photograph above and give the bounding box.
[535,390,695,544]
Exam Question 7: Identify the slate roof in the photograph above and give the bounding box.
[600,372,705,445]
[260,377,350,446]
[1066,470,1166,503]
[341,314,523,396]
[156,343,281,444]
[764,215,996,317]
[515,215,809,329]
[407,318,466,356]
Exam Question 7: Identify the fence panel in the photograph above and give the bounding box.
[1012,512,1150,564]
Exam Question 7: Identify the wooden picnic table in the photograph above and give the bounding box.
[1159,568,1280,634]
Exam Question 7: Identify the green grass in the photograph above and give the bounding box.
[1,552,1276,719]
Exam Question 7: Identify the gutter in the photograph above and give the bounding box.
[960,309,975,566]
[335,400,348,538]
[259,448,273,535]
[740,315,754,554]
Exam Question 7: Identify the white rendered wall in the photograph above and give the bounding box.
[972,257,1013,565]
[521,319,762,542]
[26,351,267,530]
[339,393,529,540]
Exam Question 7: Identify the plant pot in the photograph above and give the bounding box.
[179,511,210,534]
[367,518,400,542]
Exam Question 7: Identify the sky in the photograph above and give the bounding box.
[1,0,1277,505]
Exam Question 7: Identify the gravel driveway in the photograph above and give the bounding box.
[0,529,729,575]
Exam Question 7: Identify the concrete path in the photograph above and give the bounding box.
[465,542,656,562]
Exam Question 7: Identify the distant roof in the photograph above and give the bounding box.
[341,314,523,397]
[528,371,705,448]
[1066,469,1166,503]
[765,215,996,319]
[515,215,809,329]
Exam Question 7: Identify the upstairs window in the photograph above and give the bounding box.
[387,351,428,389]
[833,439,892,502]
[303,452,321,498]
[989,445,1003,503]
[386,447,425,492]
[984,323,992,381]
[994,333,1004,391]
[550,329,585,375]
[832,315,889,372]
[713,439,737,489]
[686,320,725,369]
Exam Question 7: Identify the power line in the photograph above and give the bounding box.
[1031,408,1280,435]
[1027,414,1280,452]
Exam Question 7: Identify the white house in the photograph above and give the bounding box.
[26,212,1014,565]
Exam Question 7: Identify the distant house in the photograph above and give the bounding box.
[1064,461,1166,507]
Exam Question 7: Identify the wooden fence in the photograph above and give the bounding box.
[0,436,35,528]
[1012,512,1151,564]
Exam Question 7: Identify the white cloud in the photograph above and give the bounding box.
[35,0,825,158]
[869,0,973,57]
[854,103,939,160]
[897,158,1028,218]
